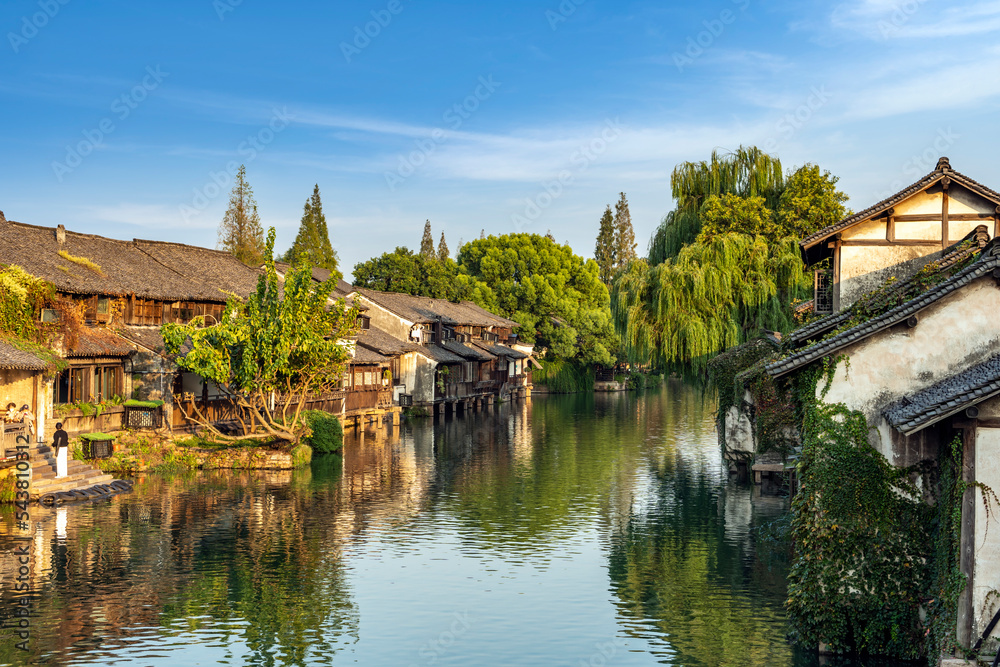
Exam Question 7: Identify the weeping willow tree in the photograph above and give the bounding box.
[648,146,784,264]
[613,234,808,372]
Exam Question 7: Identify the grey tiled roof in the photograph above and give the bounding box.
[473,341,529,359]
[356,326,420,356]
[355,289,520,328]
[351,346,388,364]
[800,158,1000,250]
[884,354,1000,435]
[414,344,466,364]
[441,340,495,361]
[767,240,1000,378]
[0,341,46,371]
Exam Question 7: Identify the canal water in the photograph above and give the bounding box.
[0,382,896,666]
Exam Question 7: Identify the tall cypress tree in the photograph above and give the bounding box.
[218,165,266,266]
[437,231,450,261]
[420,220,435,258]
[282,184,340,273]
[594,205,616,285]
[613,192,637,271]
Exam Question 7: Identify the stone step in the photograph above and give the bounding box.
[32,469,115,493]
[32,460,98,478]
[32,478,119,497]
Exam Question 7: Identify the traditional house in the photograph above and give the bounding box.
[350,288,531,411]
[0,342,47,448]
[801,157,1000,314]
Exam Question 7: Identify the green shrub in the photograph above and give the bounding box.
[291,444,312,468]
[302,410,343,454]
[534,358,594,393]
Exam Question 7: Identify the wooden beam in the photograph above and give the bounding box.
[892,213,993,222]
[957,424,976,646]
[840,239,941,247]
[942,176,950,248]
[886,208,895,242]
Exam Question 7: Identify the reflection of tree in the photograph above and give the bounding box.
[0,469,360,665]
[607,453,793,666]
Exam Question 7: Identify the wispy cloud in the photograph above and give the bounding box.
[831,0,1000,39]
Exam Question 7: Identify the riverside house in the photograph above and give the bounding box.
[0,213,532,437]
[718,158,1000,647]
[351,288,533,414]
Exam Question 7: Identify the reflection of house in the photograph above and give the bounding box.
[717,158,1000,648]
[801,157,1000,314]
[350,289,534,412]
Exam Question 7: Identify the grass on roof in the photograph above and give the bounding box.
[57,250,105,276]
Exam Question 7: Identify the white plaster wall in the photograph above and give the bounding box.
[842,218,887,240]
[894,219,942,241]
[355,296,415,340]
[974,427,1000,642]
[839,246,943,308]
[895,190,942,216]
[724,404,755,454]
[978,396,1000,419]
[822,278,1000,433]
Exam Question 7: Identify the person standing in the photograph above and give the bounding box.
[52,422,69,479]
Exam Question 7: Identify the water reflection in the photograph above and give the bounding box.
[0,383,907,666]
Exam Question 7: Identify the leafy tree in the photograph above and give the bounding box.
[218,165,266,266]
[419,220,435,258]
[697,194,777,243]
[163,228,360,442]
[775,164,850,239]
[616,149,849,370]
[612,235,806,371]
[457,234,617,366]
[648,147,784,264]
[352,247,468,302]
[613,192,637,270]
[437,231,449,261]
[594,205,616,285]
[281,185,341,278]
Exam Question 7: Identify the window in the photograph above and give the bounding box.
[56,368,86,404]
[354,371,363,387]
[93,366,121,400]
[97,297,110,314]
[41,308,60,323]
[364,371,373,386]
[814,268,834,315]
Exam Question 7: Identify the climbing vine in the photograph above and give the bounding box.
[786,360,933,658]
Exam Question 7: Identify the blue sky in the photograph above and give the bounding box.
[2,0,998,279]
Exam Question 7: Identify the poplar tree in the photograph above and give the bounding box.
[613,192,637,270]
[594,205,616,285]
[420,220,435,258]
[282,184,340,275]
[218,165,266,266]
[437,232,450,261]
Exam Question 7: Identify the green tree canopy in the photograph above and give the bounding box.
[457,233,617,366]
[281,184,341,277]
[649,147,784,264]
[612,235,806,371]
[163,228,360,442]
[218,165,266,266]
[616,150,849,370]
[352,247,468,302]
[775,164,850,239]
